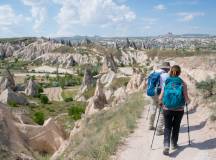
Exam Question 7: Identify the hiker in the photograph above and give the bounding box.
[159,65,190,155]
[147,62,170,135]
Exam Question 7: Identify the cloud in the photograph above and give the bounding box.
[177,12,204,21]
[53,0,136,36]
[21,0,47,32]
[142,18,157,30]
[0,5,23,31]
[154,4,166,11]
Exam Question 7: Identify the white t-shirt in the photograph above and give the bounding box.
[160,72,169,89]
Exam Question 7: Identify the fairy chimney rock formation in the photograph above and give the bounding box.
[126,68,145,93]
[100,55,117,74]
[85,80,108,116]
[0,69,16,93]
[25,79,38,97]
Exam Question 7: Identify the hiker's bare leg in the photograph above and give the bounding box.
[156,109,164,135]
[149,95,158,130]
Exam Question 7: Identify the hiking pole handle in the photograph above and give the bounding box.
[151,108,161,149]
[186,103,191,145]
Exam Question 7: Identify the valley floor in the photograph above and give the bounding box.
[113,102,216,160]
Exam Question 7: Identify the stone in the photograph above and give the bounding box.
[85,80,108,116]
[0,88,29,105]
[25,79,38,97]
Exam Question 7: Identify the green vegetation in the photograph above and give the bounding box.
[110,77,130,90]
[0,37,36,45]
[146,48,216,59]
[52,46,75,53]
[196,78,216,121]
[196,78,216,97]
[68,102,86,120]
[40,95,49,104]
[7,100,17,107]
[61,86,80,101]
[33,111,45,125]
[42,74,82,88]
[0,59,29,72]
[28,96,86,131]
[77,64,100,77]
[61,92,147,160]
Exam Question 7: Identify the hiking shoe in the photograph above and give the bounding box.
[163,147,169,156]
[171,144,179,150]
[148,126,155,130]
[156,130,164,136]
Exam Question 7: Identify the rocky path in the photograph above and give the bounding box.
[114,103,216,160]
[44,87,63,101]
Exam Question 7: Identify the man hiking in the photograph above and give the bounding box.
[159,65,190,155]
[147,62,170,135]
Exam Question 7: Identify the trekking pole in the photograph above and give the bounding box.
[146,105,150,120]
[186,103,191,145]
[150,108,161,149]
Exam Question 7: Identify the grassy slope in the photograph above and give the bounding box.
[60,92,147,160]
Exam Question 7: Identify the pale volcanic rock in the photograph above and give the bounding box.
[25,79,38,97]
[17,118,66,154]
[100,70,116,87]
[0,69,16,93]
[0,103,33,159]
[85,80,108,116]
[100,55,117,74]
[126,69,145,93]
[112,87,128,106]
[0,88,29,105]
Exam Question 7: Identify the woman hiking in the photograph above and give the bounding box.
[159,65,190,155]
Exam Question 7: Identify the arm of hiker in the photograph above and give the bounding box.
[183,82,190,104]
[158,89,164,106]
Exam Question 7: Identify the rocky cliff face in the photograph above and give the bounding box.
[13,40,62,61]
[0,103,33,160]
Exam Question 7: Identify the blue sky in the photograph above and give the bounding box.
[0,0,215,37]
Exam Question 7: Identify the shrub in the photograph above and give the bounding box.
[40,95,49,104]
[33,112,45,125]
[8,100,17,107]
[68,102,85,120]
[196,78,216,97]
[64,97,73,102]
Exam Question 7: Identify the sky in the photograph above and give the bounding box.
[0,0,216,37]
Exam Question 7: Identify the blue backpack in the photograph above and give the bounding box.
[147,71,161,96]
[162,77,185,109]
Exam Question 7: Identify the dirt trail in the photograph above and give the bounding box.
[114,58,216,160]
[114,103,216,160]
